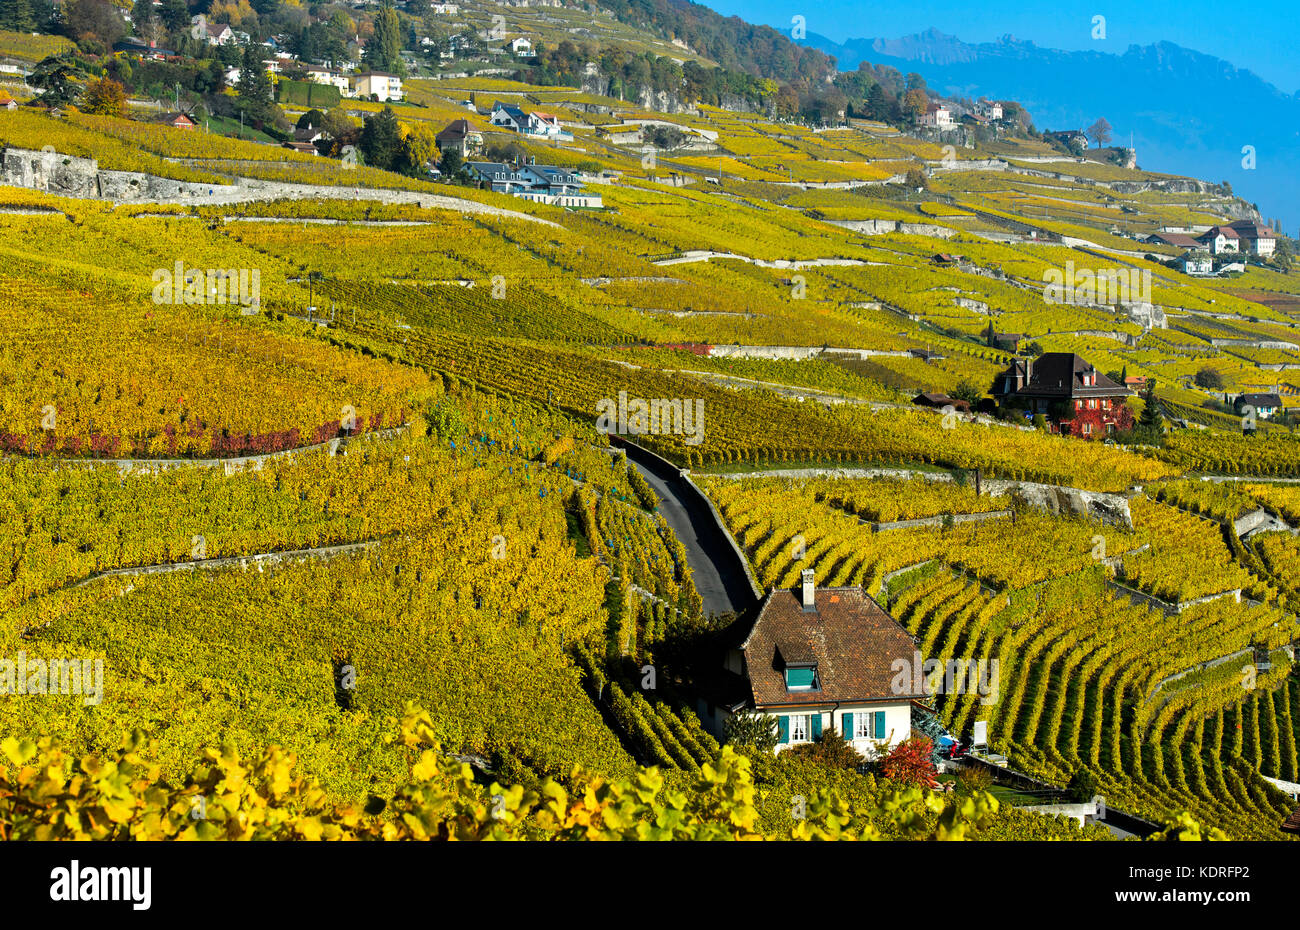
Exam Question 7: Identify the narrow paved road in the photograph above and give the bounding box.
[617,442,759,618]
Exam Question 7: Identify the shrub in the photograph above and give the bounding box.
[725,711,778,753]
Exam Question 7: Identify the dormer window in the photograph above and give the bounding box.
[785,664,818,691]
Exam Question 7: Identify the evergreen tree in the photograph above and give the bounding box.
[360,105,402,170]
[1137,379,1163,442]
[365,2,404,75]
[0,0,36,32]
[159,0,189,34]
[236,45,277,127]
[130,0,160,43]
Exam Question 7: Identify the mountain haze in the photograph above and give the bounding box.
[803,28,1300,229]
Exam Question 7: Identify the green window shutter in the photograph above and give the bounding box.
[777,715,789,744]
[842,712,853,740]
[785,667,815,689]
[874,711,886,739]
[811,713,822,739]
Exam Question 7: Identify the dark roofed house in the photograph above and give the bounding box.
[990,351,1133,437]
[990,331,1023,353]
[1233,393,1283,420]
[466,160,531,193]
[913,392,970,413]
[435,118,484,158]
[1045,128,1088,148]
[696,570,925,758]
[1145,232,1200,249]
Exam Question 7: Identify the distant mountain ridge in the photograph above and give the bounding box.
[801,28,1300,229]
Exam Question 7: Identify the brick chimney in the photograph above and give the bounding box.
[800,569,816,611]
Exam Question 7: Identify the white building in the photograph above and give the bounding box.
[974,99,1003,120]
[354,72,403,102]
[191,15,235,46]
[490,101,565,138]
[918,103,954,129]
[510,36,533,56]
[696,571,923,760]
[1179,250,1213,276]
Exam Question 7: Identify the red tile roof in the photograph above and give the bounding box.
[740,586,923,708]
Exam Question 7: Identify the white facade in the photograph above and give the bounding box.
[696,699,912,760]
[355,73,404,102]
[510,37,533,55]
[918,105,953,129]
[772,704,912,759]
[1203,231,1238,255]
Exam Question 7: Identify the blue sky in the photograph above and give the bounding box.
[703,0,1299,93]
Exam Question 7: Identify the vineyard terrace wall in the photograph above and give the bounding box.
[1,146,238,200]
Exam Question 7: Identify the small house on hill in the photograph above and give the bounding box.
[158,112,195,130]
[1233,393,1283,419]
[435,119,484,158]
[696,571,924,758]
[991,352,1132,437]
[1179,250,1213,276]
[913,392,970,413]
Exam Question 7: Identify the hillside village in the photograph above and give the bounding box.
[1,0,1300,853]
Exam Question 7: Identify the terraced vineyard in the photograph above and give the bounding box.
[3,8,1300,850]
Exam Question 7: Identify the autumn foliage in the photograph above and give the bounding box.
[879,736,940,789]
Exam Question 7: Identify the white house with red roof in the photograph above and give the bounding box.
[1199,221,1277,257]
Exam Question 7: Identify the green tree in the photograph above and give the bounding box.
[236,45,278,127]
[365,2,404,75]
[360,105,402,170]
[951,380,982,405]
[29,54,89,106]
[130,0,161,43]
[0,0,36,32]
[438,145,465,180]
[63,0,127,49]
[724,711,777,753]
[1194,367,1224,390]
[1137,379,1164,443]
[158,0,189,34]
